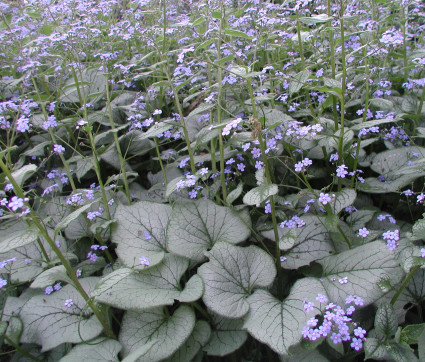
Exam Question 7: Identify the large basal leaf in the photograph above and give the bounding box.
[92,254,203,310]
[318,241,403,307]
[167,200,251,263]
[119,305,196,361]
[19,278,103,352]
[59,338,122,362]
[262,215,340,269]
[0,222,39,254]
[243,278,326,355]
[242,184,278,206]
[358,174,425,193]
[198,243,275,319]
[113,201,172,268]
[203,312,248,357]
[166,320,211,362]
[371,146,425,175]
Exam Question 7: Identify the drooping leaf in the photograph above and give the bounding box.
[226,182,243,204]
[375,303,398,338]
[242,184,278,206]
[119,305,196,361]
[289,70,311,95]
[59,338,122,362]
[30,265,72,289]
[198,243,276,319]
[113,201,172,268]
[55,203,94,232]
[167,200,251,263]
[203,312,247,357]
[243,278,326,355]
[358,174,425,193]
[371,146,425,175]
[388,342,419,362]
[0,222,39,254]
[9,164,37,187]
[92,254,203,310]
[299,14,332,24]
[5,316,23,346]
[19,278,103,352]
[166,320,211,362]
[135,119,175,140]
[318,241,403,307]
[331,189,357,214]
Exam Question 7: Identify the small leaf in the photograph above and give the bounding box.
[167,200,251,263]
[412,216,425,240]
[92,254,203,310]
[30,265,72,289]
[289,70,311,95]
[299,14,332,24]
[60,338,122,362]
[350,118,401,131]
[375,303,398,339]
[389,342,419,362]
[331,189,356,214]
[364,337,389,360]
[55,202,94,232]
[400,323,425,345]
[113,201,172,268]
[9,164,37,187]
[198,243,276,318]
[224,29,253,39]
[226,182,243,204]
[0,223,39,254]
[243,184,278,206]
[136,120,175,140]
[119,305,196,361]
[243,278,326,355]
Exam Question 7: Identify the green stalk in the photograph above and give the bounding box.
[154,138,167,185]
[337,1,347,192]
[327,0,338,129]
[247,78,283,299]
[391,265,420,306]
[104,75,131,204]
[2,334,42,362]
[295,10,315,117]
[216,4,228,201]
[351,51,370,187]
[0,158,115,339]
[31,77,77,192]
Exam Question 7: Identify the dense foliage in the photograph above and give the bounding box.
[1,0,425,360]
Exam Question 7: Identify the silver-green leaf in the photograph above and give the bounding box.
[243,278,326,355]
[198,243,276,319]
[167,200,251,263]
[92,254,203,310]
[119,305,196,361]
[59,338,122,362]
[113,201,172,268]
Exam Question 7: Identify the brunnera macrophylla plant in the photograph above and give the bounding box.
[2,0,425,361]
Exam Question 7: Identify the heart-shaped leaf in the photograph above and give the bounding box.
[243,278,326,355]
[19,278,103,352]
[167,200,251,263]
[30,265,72,289]
[119,305,195,361]
[92,254,203,310]
[0,222,39,254]
[318,241,403,307]
[113,201,172,268]
[198,243,276,319]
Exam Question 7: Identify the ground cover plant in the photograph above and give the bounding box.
[1,0,425,360]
